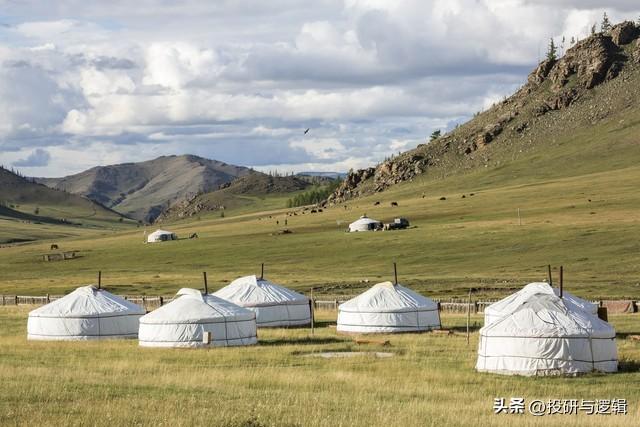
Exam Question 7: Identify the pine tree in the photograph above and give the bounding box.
[546,38,557,62]
[429,130,441,141]
[601,12,611,34]
[560,36,565,55]
[570,36,576,46]
[591,23,597,35]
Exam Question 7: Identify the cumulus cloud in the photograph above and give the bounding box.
[12,148,51,167]
[0,1,638,177]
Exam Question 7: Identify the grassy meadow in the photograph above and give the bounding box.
[1,156,639,299]
[0,307,638,427]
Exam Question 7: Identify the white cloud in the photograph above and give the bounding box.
[0,1,639,176]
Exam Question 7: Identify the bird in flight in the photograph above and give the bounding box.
[304,128,310,135]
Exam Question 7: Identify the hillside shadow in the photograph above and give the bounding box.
[618,359,640,373]
[615,332,640,339]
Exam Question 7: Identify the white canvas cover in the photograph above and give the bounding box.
[484,282,598,326]
[214,275,311,327]
[27,285,145,340]
[337,281,441,333]
[348,216,381,232]
[138,288,257,348]
[147,229,177,243]
[476,292,617,376]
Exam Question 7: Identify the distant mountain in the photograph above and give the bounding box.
[36,155,251,222]
[156,172,311,222]
[0,166,127,233]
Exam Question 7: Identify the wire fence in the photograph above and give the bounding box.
[1,294,636,313]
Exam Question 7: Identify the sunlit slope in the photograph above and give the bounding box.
[0,168,134,244]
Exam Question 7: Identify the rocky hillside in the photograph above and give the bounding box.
[329,21,640,203]
[156,172,311,222]
[37,155,251,222]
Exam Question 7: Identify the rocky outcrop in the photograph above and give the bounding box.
[328,168,375,202]
[633,39,640,63]
[528,59,555,86]
[549,34,619,90]
[610,21,639,46]
[327,22,640,204]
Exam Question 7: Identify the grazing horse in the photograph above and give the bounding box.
[189,233,199,239]
[390,202,398,207]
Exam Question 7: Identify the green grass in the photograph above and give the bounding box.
[0,307,638,426]
[0,159,638,299]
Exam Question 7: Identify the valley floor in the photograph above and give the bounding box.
[1,162,639,300]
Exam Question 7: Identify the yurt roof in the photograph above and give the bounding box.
[339,281,437,313]
[149,229,174,236]
[482,293,614,339]
[29,285,145,318]
[485,282,597,317]
[349,216,380,226]
[214,275,308,307]
[140,288,255,324]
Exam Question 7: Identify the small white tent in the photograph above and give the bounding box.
[27,285,145,340]
[337,281,441,333]
[138,288,257,348]
[214,275,311,327]
[484,282,597,326]
[348,216,381,232]
[476,292,617,376]
[147,229,177,243]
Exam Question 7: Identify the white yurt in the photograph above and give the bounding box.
[147,229,177,243]
[476,292,617,376]
[337,281,441,333]
[348,215,381,232]
[484,282,597,326]
[27,285,145,340]
[138,288,257,348]
[214,275,311,327]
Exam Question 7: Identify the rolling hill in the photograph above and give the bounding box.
[156,172,313,222]
[36,155,252,223]
[0,166,132,243]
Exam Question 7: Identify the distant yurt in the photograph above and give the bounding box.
[214,275,311,327]
[27,285,145,340]
[484,282,597,326]
[147,229,177,243]
[348,215,381,232]
[337,281,441,333]
[476,291,617,376]
[138,288,257,348]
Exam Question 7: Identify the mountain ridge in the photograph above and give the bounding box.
[0,166,129,242]
[36,154,252,222]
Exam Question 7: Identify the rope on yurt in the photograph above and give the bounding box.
[203,295,230,346]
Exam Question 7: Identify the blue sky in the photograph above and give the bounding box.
[0,1,638,177]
